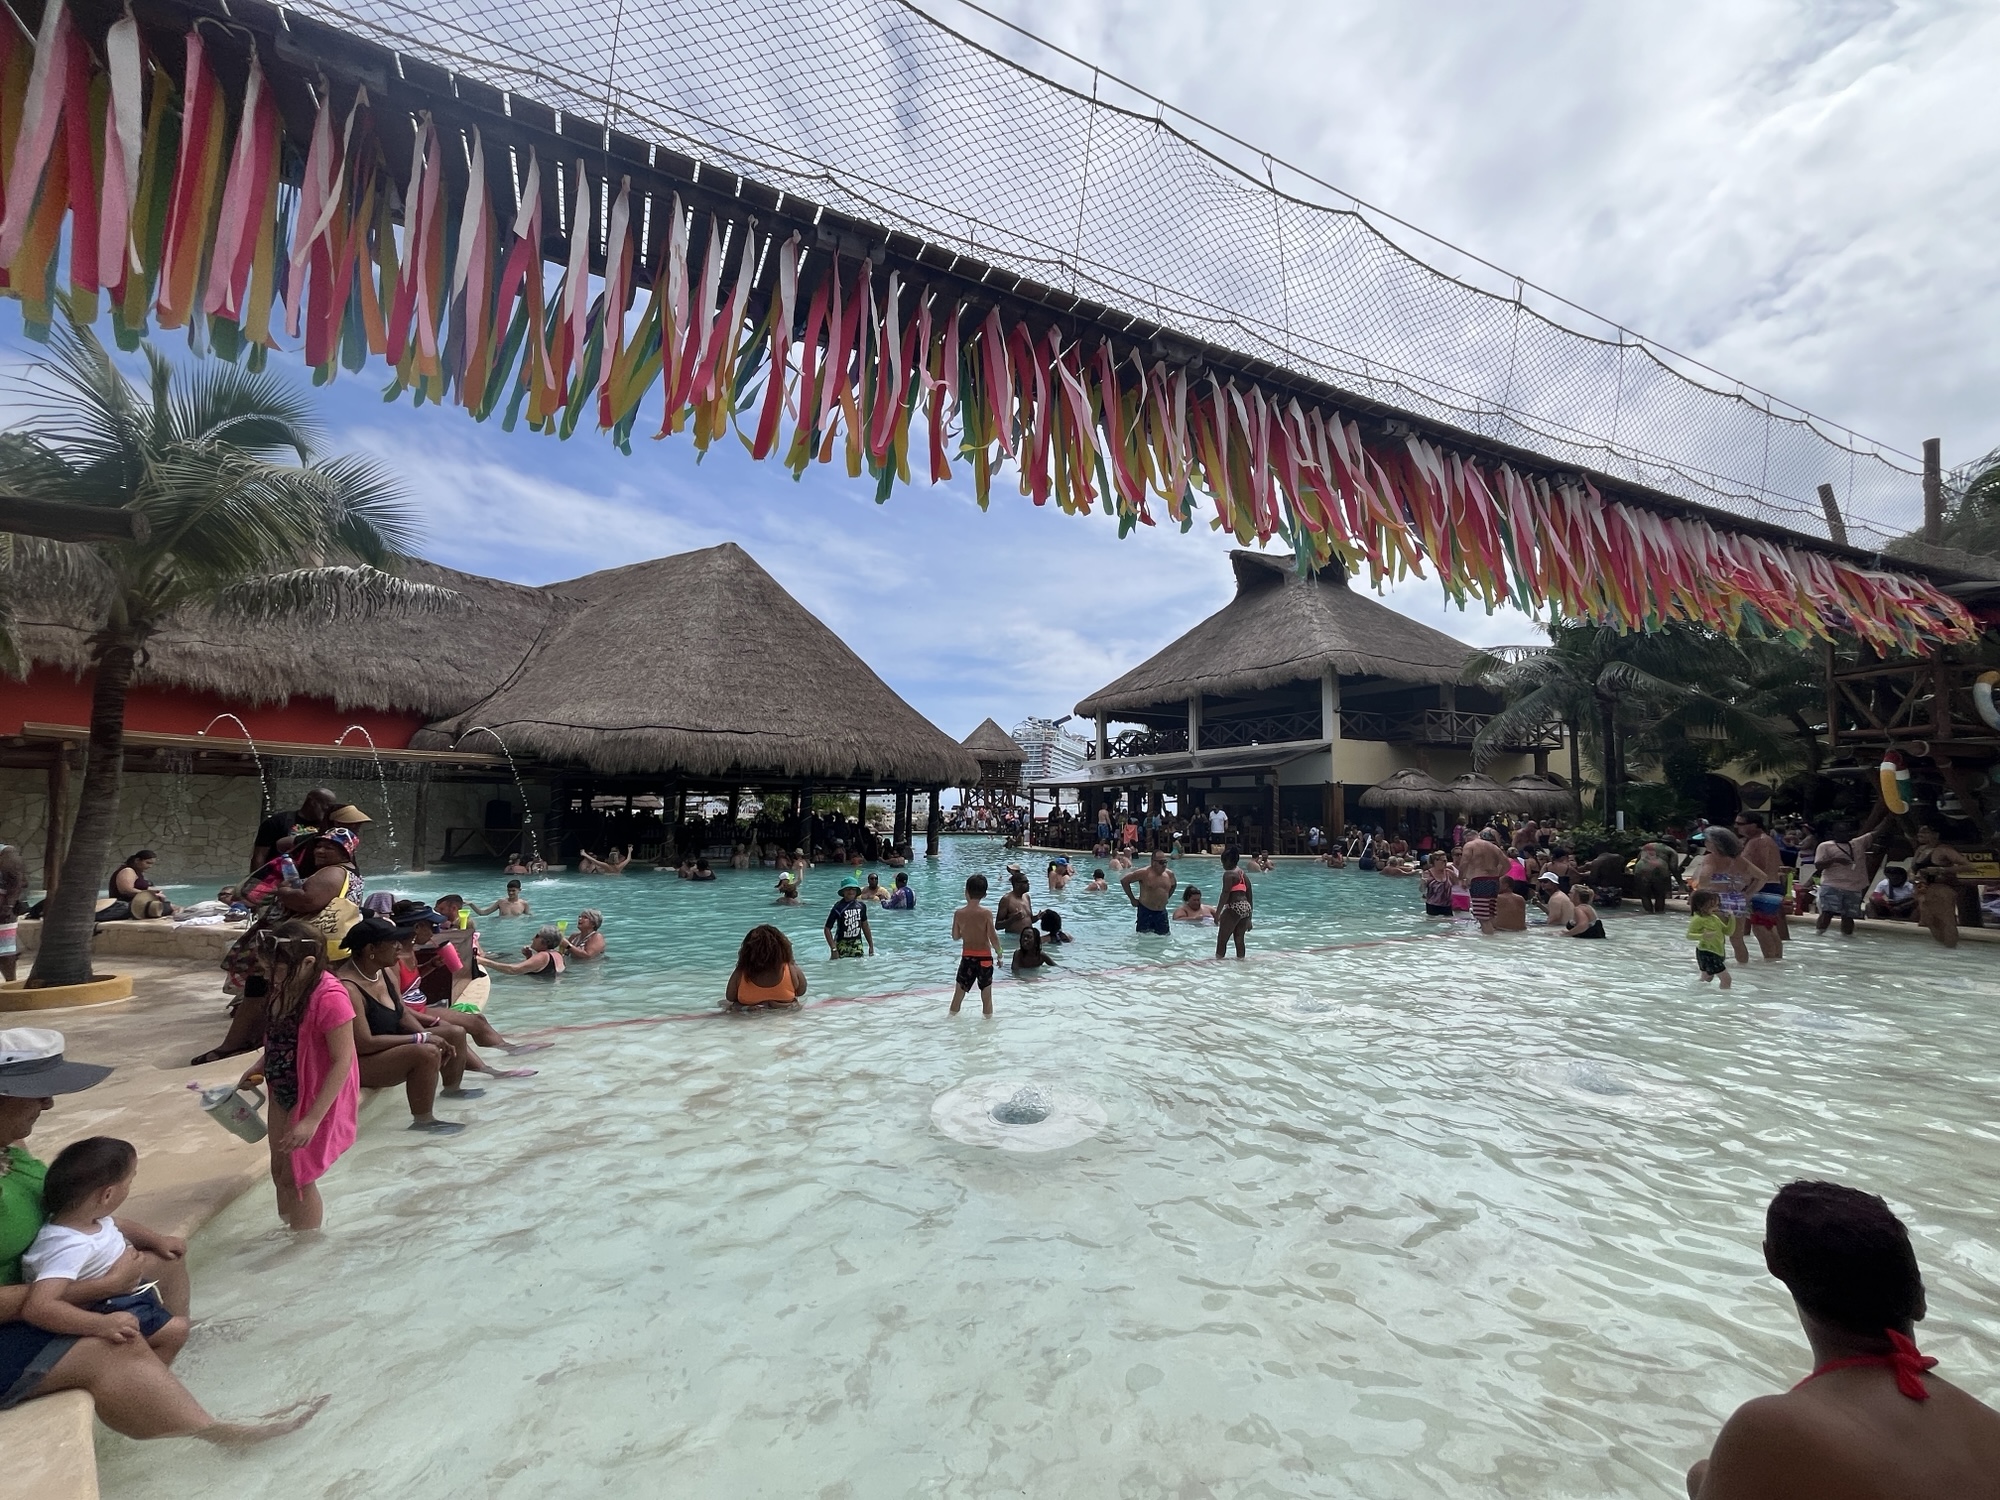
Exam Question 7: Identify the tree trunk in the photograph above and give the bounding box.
[28,634,139,988]
[1567,716,1584,822]
[1597,693,1619,829]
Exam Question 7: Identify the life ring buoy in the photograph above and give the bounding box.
[1880,755,1911,815]
[1975,671,2000,732]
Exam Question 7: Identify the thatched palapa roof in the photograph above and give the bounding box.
[1075,551,1473,718]
[411,544,980,783]
[22,543,977,785]
[1445,771,1522,813]
[961,717,1026,766]
[17,559,547,718]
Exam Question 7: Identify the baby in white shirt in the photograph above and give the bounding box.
[21,1136,170,1344]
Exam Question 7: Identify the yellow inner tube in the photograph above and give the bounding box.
[1880,760,1909,815]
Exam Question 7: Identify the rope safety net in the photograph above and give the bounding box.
[284,0,1926,552]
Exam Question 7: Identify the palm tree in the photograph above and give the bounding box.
[0,305,457,989]
[1463,623,1796,826]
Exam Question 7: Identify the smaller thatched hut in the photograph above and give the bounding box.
[961,718,1026,788]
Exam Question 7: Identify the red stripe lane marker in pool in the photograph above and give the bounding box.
[509,931,1448,1038]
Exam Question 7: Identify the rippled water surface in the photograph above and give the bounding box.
[108,840,2000,1497]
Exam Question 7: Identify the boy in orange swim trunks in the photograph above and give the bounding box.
[949,874,998,1017]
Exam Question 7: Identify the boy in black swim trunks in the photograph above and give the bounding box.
[950,874,999,1016]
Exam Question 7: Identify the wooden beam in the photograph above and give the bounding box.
[1924,438,1943,543]
[1816,483,1848,546]
[0,495,146,544]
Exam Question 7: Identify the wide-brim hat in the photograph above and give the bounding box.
[839,879,862,894]
[0,1028,113,1097]
[328,805,373,825]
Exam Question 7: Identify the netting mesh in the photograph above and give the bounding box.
[287,0,1924,550]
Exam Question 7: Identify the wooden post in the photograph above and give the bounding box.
[1824,641,1840,753]
[1267,776,1281,854]
[1816,483,1849,547]
[925,788,941,857]
[726,788,740,835]
[1327,782,1345,838]
[409,765,433,873]
[1026,785,1036,843]
[42,743,73,896]
[1187,696,1201,753]
[1095,713,1109,761]
[1924,438,1943,544]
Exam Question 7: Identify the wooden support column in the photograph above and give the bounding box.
[1923,438,1943,544]
[1095,713,1109,761]
[1816,482,1848,546]
[1187,696,1201,753]
[925,787,941,857]
[1268,775,1281,854]
[43,743,73,897]
[409,765,433,873]
[726,788,740,833]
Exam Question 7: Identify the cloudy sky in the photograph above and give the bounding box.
[7,0,1995,741]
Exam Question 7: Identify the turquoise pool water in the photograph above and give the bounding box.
[109,839,2000,1496]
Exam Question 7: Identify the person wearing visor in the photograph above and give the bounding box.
[0,1029,322,1441]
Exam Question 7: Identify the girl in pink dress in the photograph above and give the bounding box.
[253,921,360,1231]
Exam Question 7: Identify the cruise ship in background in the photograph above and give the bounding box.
[1010,716,1093,781]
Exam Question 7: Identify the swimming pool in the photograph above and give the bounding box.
[108,840,2000,1496]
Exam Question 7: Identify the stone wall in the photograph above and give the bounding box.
[0,766,552,896]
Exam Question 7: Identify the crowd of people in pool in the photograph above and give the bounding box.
[7,785,2000,1483]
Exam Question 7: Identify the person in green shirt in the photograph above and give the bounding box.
[0,1027,321,1442]
[1687,889,1734,990]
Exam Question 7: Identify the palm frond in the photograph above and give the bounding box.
[207,565,465,624]
[169,359,320,460]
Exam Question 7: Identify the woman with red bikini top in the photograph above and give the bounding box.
[1686,1180,2000,1498]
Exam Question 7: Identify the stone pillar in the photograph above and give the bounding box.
[925,788,941,857]
[408,765,433,873]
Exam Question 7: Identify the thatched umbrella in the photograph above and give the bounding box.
[1447,771,1523,816]
[1358,768,1456,811]
[1504,773,1574,816]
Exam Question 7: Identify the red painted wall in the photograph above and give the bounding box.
[2,666,429,748]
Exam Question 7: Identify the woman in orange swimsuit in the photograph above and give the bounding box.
[726,924,808,1008]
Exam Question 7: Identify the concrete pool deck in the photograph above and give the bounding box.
[1,958,272,1500]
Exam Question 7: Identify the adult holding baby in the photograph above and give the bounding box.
[0,1029,320,1441]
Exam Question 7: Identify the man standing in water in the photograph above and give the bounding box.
[1685,1179,2000,1498]
[1458,830,1509,936]
[1737,812,1789,958]
[1121,850,1178,936]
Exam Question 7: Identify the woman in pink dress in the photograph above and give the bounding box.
[252,921,360,1231]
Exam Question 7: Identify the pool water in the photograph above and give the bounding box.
[107,840,2000,1497]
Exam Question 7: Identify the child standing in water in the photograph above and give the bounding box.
[949,874,999,1016]
[824,879,874,959]
[1687,889,1733,988]
[1215,847,1253,959]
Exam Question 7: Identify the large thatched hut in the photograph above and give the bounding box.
[1042,550,1561,850]
[4,543,973,877]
